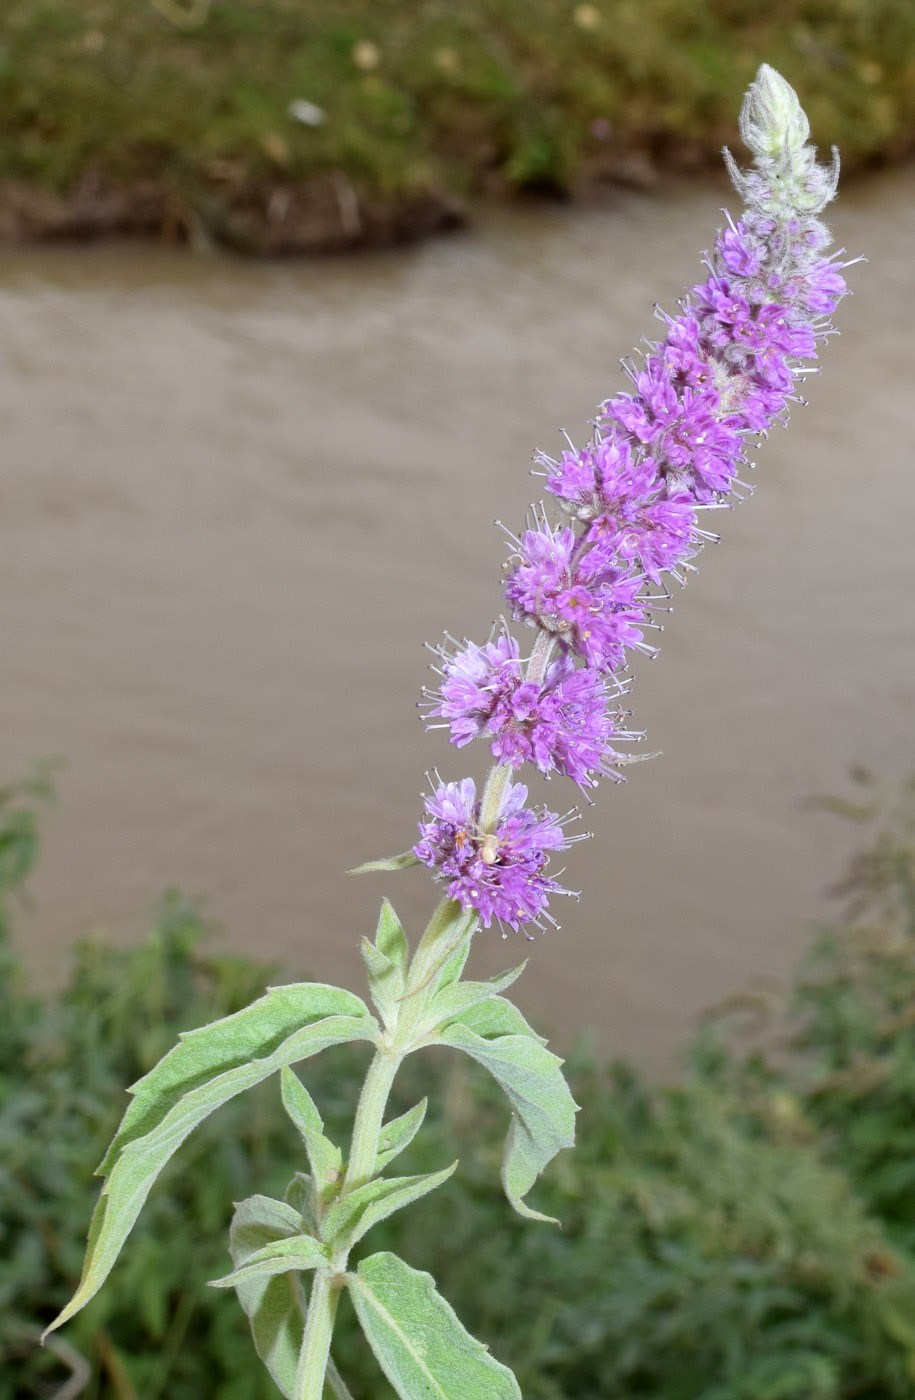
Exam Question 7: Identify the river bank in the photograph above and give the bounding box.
[1,0,912,254]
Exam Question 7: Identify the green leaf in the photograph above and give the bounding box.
[452,995,546,1041]
[322,1163,457,1249]
[102,982,374,1170]
[360,937,404,1031]
[374,898,409,974]
[439,997,576,1222]
[349,851,420,875]
[209,1234,329,1288]
[284,1171,319,1231]
[280,1067,343,1202]
[374,1098,428,1174]
[228,1195,308,1400]
[421,963,527,1036]
[432,936,472,992]
[44,986,378,1335]
[349,1251,521,1400]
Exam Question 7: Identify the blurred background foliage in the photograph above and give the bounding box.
[0,0,913,249]
[5,768,915,1398]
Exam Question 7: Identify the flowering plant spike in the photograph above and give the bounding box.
[46,66,854,1400]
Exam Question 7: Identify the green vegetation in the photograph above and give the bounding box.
[5,769,915,1398]
[0,0,913,250]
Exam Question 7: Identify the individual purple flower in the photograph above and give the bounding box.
[716,220,765,278]
[425,636,640,787]
[413,777,574,930]
[502,519,650,671]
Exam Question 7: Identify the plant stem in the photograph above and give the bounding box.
[343,1047,402,1192]
[478,628,556,834]
[294,1270,340,1400]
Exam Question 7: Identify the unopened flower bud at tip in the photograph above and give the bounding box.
[740,64,810,160]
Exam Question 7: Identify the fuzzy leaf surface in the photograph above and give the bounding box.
[374,898,409,975]
[439,997,576,1222]
[280,1066,342,1201]
[45,987,377,1333]
[283,1171,318,1231]
[421,963,527,1036]
[361,937,404,1030]
[349,1251,521,1400]
[209,1234,329,1288]
[349,851,420,875]
[228,1194,309,1400]
[374,1098,428,1174]
[431,935,472,992]
[322,1162,457,1248]
[102,982,373,1170]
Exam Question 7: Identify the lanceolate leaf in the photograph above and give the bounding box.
[349,851,421,875]
[374,898,409,975]
[349,1251,521,1400]
[44,990,378,1335]
[431,934,472,992]
[374,1098,428,1174]
[102,982,374,1170]
[280,1067,343,1202]
[420,963,527,1037]
[322,1163,457,1249]
[360,938,404,1031]
[209,1234,328,1288]
[439,997,577,1223]
[283,1172,318,1232]
[228,1195,308,1400]
[447,995,545,1042]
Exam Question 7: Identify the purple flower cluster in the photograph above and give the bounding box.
[422,632,637,788]
[414,778,575,931]
[412,68,852,934]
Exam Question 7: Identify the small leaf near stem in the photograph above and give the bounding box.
[348,851,420,875]
[403,898,477,1002]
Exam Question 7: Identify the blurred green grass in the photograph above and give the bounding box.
[6,767,915,1398]
[0,0,913,249]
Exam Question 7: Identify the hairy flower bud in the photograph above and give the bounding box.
[739,63,810,160]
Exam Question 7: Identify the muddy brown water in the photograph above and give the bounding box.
[0,169,912,1067]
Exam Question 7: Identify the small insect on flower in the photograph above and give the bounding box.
[480,832,501,864]
[413,776,583,933]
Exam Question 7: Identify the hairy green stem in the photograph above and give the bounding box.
[294,1270,340,1400]
[343,1047,402,1192]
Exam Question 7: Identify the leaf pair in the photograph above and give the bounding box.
[220,1190,520,1400]
[43,982,380,1336]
